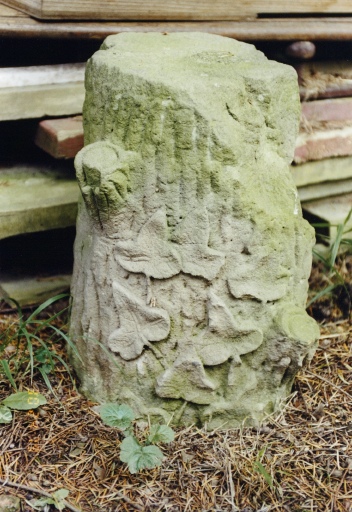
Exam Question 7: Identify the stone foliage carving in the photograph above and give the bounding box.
[69,33,320,428]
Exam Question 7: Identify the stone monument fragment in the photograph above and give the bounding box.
[69,33,320,428]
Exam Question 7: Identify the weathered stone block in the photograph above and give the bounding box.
[70,33,319,428]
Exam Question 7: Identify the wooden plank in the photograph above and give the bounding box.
[1,16,352,41]
[0,274,71,307]
[291,156,352,187]
[2,0,352,20]
[0,2,26,15]
[0,82,84,120]
[0,63,85,120]
[0,163,79,239]
[35,116,84,159]
[298,178,352,202]
[302,192,352,242]
[0,63,85,88]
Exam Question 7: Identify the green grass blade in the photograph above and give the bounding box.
[312,249,329,266]
[343,207,352,226]
[26,294,69,323]
[0,360,18,391]
[52,353,76,384]
[307,284,337,308]
[254,460,274,489]
[38,366,58,399]
[329,223,345,269]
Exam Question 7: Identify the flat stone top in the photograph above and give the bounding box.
[100,32,289,87]
[89,33,300,160]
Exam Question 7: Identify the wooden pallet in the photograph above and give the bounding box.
[1,0,352,21]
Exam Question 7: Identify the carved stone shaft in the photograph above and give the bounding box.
[70,33,319,428]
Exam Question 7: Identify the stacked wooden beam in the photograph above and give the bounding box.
[0,63,84,306]
[292,61,352,240]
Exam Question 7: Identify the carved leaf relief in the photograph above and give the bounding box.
[198,291,263,367]
[155,349,217,405]
[115,207,225,282]
[173,206,225,280]
[108,281,170,360]
[115,209,181,279]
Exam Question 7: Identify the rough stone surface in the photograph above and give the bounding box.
[70,33,319,428]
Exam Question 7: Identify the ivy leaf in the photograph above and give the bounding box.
[52,488,69,510]
[120,436,164,473]
[0,405,12,424]
[2,391,47,410]
[29,497,55,510]
[147,424,175,444]
[99,403,135,430]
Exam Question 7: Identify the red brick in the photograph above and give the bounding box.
[301,97,352,123]
[35,116,83,159]
[294,126,352,164]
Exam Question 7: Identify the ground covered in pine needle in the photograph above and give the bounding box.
[0,258,351,512]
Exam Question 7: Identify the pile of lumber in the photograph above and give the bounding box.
[2,53,352,305]
[0,63,84,306]
[1,0,351,21]
[293,61,352,241]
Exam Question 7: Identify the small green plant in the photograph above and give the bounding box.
[29,488,70,511]
[99,403,175,474]
[308,208,352,310]
[0,294,80,392]
[0,390,47,424]
[254,446,274,490]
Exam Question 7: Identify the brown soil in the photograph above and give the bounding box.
[0,258,351,512]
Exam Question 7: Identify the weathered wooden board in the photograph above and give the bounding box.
[292,156,352,187]
[0,163,79,239]
[0,63,85,120]
[0,274,71,307]
[0,63,85,88]
[303,192,352,242]
[0,83,84,120]
[302,98,352,124]
[298,178,352,202]
[1,9,352,41]
[1,0,352,20]
[1,83,84,120]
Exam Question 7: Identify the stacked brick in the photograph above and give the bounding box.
[292,61,352,239]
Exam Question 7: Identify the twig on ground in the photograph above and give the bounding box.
[305,370,352,400]
[0,478,82,512]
